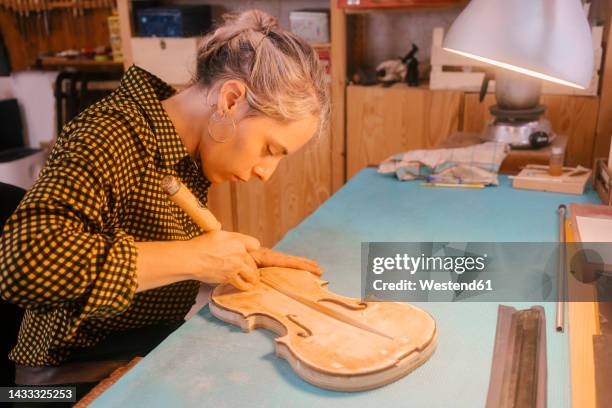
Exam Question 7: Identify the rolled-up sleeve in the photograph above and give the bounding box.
[0,122,139,319]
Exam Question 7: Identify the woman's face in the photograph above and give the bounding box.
[199,112,319,184]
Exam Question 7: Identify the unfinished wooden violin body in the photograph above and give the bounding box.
[209,267,437,391]
[160,177,436,390]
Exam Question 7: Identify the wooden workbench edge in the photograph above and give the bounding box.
[566,219,599,408]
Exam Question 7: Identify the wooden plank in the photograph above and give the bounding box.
[346,84,462,179]
[430,71,486,93]
[330,0,346,193]
[116,0,133,70]
[594,16,612,164]
[75,357,143,407]
[233,128,333,247]
[566,218,599,408]
[463,93,600,168]
[207,183,234,232]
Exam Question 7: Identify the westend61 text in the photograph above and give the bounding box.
[372,279,493,292]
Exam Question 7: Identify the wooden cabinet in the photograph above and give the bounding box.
[346,85,601,178]
[346,84,462,179]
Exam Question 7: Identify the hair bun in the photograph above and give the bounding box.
[224,9,278,35]
[194,8,330,140]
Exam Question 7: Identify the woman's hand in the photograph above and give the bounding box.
[249,248,323,276]
[183,231,261,290]
[135,232,322,293]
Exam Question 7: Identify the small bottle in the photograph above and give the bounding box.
[549,147,564,176]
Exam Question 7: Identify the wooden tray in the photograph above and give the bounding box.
[511,164,591,195]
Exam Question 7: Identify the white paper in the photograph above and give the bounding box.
[576,216,612,242]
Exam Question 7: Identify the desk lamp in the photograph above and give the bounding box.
[443,0,594,148]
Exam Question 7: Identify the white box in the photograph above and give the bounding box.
[131,37,199,86]
[290,11,329,44]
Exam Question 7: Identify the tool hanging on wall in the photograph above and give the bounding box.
[0,0,119,71]
[0,0,117,37]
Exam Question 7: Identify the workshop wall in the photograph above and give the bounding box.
[0,8,114,72]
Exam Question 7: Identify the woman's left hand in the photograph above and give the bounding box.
[249,248,323,276]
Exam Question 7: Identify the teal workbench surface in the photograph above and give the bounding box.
[91,169,600,408]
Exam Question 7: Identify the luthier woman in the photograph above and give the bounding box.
[0,9,329,400]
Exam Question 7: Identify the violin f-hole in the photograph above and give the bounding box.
[286,314,312,338]
[318,298,367,311]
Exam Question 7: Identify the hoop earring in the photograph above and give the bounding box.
[207,110,236,143]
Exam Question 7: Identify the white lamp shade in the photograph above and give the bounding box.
[442,0,594,89]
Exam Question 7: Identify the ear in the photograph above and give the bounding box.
[216,80,247,115]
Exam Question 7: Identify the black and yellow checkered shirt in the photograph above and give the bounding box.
[0,66,211,366]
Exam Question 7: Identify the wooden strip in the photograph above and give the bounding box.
[115,0,132,70]
[330,0,346,192]
[75,357,142,407]
[594,16,612,163]
[566,219,598,408]
[593,335,612,408]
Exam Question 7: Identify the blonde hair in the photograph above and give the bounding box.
[194,10,330,137]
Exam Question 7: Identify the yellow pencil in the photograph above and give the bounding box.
[420,182,486,189]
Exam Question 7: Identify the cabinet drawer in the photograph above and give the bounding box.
[131,37,199,86]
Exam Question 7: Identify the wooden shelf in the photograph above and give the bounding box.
[310,42,332,50]
[347,82,430,91]
[38,56,123,71]
[340,0,466,11]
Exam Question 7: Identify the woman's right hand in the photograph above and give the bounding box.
[181,231,261,290]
